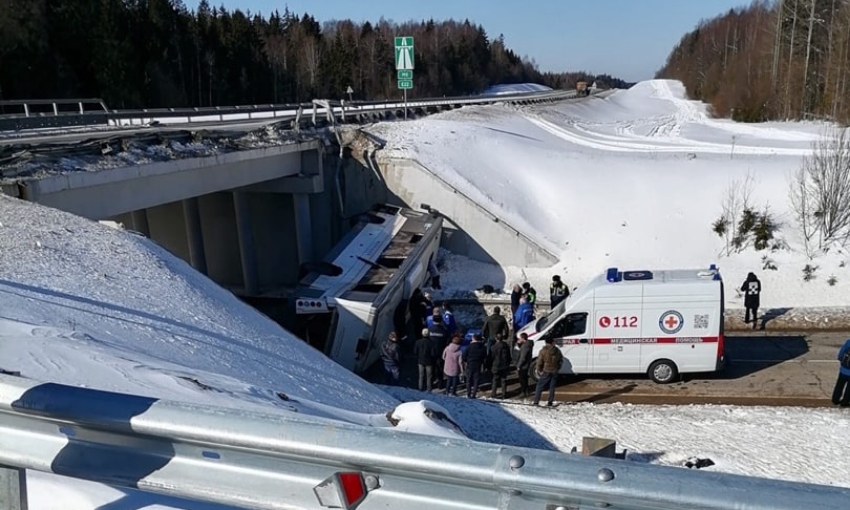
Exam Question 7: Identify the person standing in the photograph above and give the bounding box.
[380,332,401,386]
[408,288,430,338]
[516,332,534,398]
[550,275,569,307]
[442,335,464,396]
[832,338,850,406]
[741,272,761,329]
[489,334,511,399]
[441,301,457,338]
[514,297,535,331]
[462,334,487,399]
[428,314,448,389]
[483,306,510,350]
[533,337,563,407]
[522,282,537,308]
[510,284,523,319]
[414,328,436,392]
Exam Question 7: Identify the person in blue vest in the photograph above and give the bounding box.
[514,297,535,331]
[832,338,850,406]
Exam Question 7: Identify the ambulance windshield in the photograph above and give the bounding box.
[536,296,569,331]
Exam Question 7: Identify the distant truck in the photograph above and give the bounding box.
[294,204,442,375]
[575,81,590,96]
[516,265,725,384]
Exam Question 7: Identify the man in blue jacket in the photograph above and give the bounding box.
[833,338,850,406]
[514,297,535,331]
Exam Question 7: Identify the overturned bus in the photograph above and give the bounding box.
[294,204,442,374]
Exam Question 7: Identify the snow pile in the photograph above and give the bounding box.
[0,194,396,419]
[371,79,850,310]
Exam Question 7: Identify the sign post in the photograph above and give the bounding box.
[394,36,414,119]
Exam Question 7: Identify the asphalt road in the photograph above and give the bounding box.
[410,330,850,407]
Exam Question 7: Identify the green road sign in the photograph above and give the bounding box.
[394,36,414,70]
[398,80,413,90]
[397,70,413,80]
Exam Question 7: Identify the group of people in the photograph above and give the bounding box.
[380,275,571,406]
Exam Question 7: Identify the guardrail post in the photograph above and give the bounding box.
[0,465,28,510]
[52,103,59,116]
[22,104,29,117]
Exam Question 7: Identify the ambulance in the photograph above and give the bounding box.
[517,266,725,383]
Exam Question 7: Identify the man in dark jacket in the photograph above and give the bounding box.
[414,328,437,392]
[408,288,430,338]
[380,332,401,386]
[483,306,510,349]
[515,332,534,398]
[533,337,563,406]
[550,275,569,307]
[832,338,850,406]
[741,272,762,329]
[462,334,488,399]
[428,314,448,388]
[489,334,512,399]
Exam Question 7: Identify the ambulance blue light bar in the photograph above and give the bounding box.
[606,268,622,282]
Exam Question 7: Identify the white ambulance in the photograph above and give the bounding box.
[517,266,725,383]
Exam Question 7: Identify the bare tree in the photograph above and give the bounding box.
[790,127,850,254]
[714,171,756,256]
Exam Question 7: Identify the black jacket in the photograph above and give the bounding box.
[414,337,437,365]
[516,340,534,370]
[490,340,512,372]
[463,341,488,367]
[483,313,509,341]
[741,274,761,308]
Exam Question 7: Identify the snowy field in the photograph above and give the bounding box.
[2,80,850,509]
[372,80,848,311]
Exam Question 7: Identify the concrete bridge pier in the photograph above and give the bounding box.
[182,197,208,275]
[232,191,259,296]
[130,209,150,236]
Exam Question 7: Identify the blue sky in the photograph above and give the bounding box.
[187,0,748,82]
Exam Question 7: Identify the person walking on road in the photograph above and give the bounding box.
[533,337,563,407]
[741,272,761,329]
[442,335,464,396]
[380,332,401,386]
[832,338,850,406]
[462,333,488,399]
[489,334,512,399]
[516,332,534,398]
[414,328,436,392]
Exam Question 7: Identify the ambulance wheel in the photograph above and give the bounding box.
[528,360,540,382]
[648,359,678,384]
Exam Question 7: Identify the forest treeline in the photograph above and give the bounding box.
[658,0,850,124]
[0,0,630,109]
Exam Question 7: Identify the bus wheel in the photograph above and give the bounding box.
[648,359,678,384]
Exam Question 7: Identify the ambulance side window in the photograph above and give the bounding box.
[549,313,587,338]
[564,313,587,336]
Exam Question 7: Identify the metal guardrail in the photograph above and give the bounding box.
[0,98,110,131]
[0,90,577,133]
[0,374,848,510]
